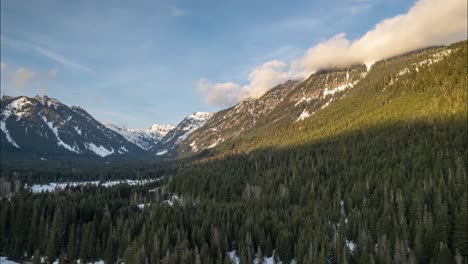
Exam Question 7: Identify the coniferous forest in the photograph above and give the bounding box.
[1,43,467,264]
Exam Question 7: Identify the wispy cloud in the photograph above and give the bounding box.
[273,17,320,31]
[9,68,36,92]
[349,3,373,15]
[0,35,92,73]
[171,6,188,17]
[34,46,92,73]
[199,0,467,108]
[1,64,58,94]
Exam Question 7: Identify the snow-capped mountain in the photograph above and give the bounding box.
[154,112,213,156]
[146,124,175,140]
[173,45,458,156]
[105,124,157,151]
[2,45,457,161]
[0,95,146,160]
[105,123,175,151]
[174,65,368,154]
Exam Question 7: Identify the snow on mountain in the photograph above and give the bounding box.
[0,95,145,159]
[105,123,175,151]
[162,112,213,145]
[146,124,175,140]
[105,124,155,151]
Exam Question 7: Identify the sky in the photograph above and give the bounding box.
[1,0,466,129]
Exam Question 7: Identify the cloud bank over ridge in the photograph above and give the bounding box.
[199,0,467,107]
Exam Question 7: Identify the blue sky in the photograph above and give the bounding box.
[1,0,415,128]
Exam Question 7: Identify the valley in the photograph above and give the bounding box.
[1,40,467,263]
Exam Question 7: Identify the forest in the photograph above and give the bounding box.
[0,43,467,263]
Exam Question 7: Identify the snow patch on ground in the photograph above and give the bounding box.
[323,81,357,98]
[137,203,149,209]
[156,149,168,156]
[397,49,453,78]
[321,98,334,110]
[207,138,223,149]
[227,250,240,264]
[41,116,80,153]
[296,109,311,121]
[227,251,296,264]
[118,146,128,154]
[294,96,317,106]
[74,126,82,135]
[190,140,198,151]
[0,101,21,148]
[164,195,180,206]
[85,142,114,157]
[347,240,356,252]
[0,256,19,264]
[27,179,159,193]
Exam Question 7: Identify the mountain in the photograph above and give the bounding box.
[146,124,175,140]
[1,42,464,162]
[174,65,367,155]
[155,112,213,157]
[171,42,465,157]
[0,95,146,160]
[105,123,175,151]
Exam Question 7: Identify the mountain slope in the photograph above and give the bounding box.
[155,112,213,157]
[175,41,466,157]
[0,96,146,160]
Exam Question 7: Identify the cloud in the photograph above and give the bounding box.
[299,0,467,73]
[0,62,5,72]
[199,0,467,108]
[9,68,36,92]
[171,6,188,17]
[35,46,92,73]
[198,60,302,107]
[0,35,92,73]
[37,85,49,95]
[46,69,58,79]
[2,66,58,94]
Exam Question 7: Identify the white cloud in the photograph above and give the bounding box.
[9,68,36,92]
[198,79,242,107]
[2,66,58,94]
[0,62,5,72]
[199,0,467,108]
[198,60,301,107]
[299,0,467,73]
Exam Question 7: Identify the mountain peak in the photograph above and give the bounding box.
[188,112,213,120]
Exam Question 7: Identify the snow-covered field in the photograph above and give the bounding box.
[0,256,19,264]
[0,256,104,264]
[26,178,160,193]
[227,250,297,264]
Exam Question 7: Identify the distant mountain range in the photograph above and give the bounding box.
[0,41,463,161]
[0,95,210,160]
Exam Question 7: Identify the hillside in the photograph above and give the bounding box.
[178,41,467,158]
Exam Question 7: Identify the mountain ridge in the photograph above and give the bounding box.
[1,41,465,161]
